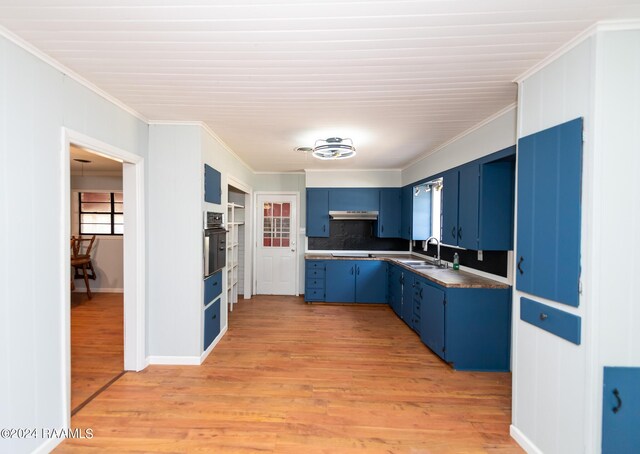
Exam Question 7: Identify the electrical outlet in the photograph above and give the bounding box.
[477,250,483,261]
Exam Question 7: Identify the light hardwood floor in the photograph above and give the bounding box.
[59,295,522,453]
[70,292,124,412]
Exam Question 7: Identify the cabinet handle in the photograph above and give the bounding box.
[458,226,463,240]
[356,266,360,275]
[381,225,384,233]
[219,247,225,251]
[612,388,622,414]
[517,256,524,275]
[351,266,354,275]
[539,313,548,321]
[322,224,326,232]
[419,288,423,298]
[451,226,456,239]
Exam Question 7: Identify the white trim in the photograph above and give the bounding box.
[32,436,66,454]
[72,287,124,293]
[513,20,640,83]
[254,191,301,297]
[149,120,254,173]
[0,26,147,123]
[62,128,147,431]
[227,175,254,299]
[510,425,544,454]
[147,355,202,366]
[200,325,229,363]
[402,103,517,170]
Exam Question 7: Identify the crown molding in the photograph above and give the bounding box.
[0,26,148,123]
[253,171,306,175]
[402,103,517,171]
[303,168,402,173]
[513,19,640,83]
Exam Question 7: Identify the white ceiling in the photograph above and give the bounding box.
[2,1,639,172]
[70,144,123,175]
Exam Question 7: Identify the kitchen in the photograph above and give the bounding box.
[1,3,639,454]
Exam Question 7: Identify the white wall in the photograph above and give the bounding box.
[587,28,640,451]
[305,169,400,188]
[148,125,203,359]
[402,107,517,186]
[71,174,124,292]
[0,35,148,454]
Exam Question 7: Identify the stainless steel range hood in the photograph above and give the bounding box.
[329,210,379,221]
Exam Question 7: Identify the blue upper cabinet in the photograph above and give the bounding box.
[328,188,379,211]
[457,164,480,249]
[516,118,583,307]
[401,185,413,240]
[377,188,402,238]
[440,148,515,250]
[204,164,221,204]
[602,367,640,454]
[441,169,459,245]
[306,189,329,237]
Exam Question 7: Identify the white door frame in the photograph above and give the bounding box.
[253,191,300,296]
[61,128,146,425]
[227,175,253,299]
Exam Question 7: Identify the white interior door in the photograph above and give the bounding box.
[256,194,297,295]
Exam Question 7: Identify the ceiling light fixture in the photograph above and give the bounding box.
[312,137,356,160]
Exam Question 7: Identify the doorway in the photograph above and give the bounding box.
[69,145,124,413]
[62,129,146,424]
[255,193,299,295]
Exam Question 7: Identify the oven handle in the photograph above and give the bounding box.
[203,234,210,276]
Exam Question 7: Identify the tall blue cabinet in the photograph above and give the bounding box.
[516,118,583,307]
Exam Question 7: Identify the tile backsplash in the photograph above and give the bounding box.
[308,220,409,251]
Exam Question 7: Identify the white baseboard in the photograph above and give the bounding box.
[510,425,544,454]
[200,325,228,363]
[32,436,64,454]
[147,355,201,366]
[72,287,124,293]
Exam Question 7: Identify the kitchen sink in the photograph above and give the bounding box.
[410,264,443,270]
[397,259,428,265]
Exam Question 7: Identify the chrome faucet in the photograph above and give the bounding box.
[426,236,441,266]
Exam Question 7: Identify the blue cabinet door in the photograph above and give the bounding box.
[388,265,403,316]
[306,189,329,237]
[204,164,221,204]
[457,164,480,250]
[378,188,402,238]
[602,367,640,454]
[329,188,379,211]
[401,272,414,324]
[420,284,446,360]
[479,159,515,250]
[441,169,459,246]
[401,185,413,240]
[203,298,221,351]
[325,260,356,302]
[516,118,583,307]
[355,261,387,303]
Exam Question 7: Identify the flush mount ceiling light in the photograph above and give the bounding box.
[295,137,356,160]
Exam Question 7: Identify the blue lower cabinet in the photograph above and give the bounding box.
[444,287,511,371]
[204,298,221,351]
[304,260,326,302]
[355,261,387,303]
[388,265,403,316]
[420,284,445,360]
[325,261,356,302]
[204,270,222,306]
[402,273,414,326]
[602,367,640,454]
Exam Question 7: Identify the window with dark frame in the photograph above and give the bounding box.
[78,192,123,235]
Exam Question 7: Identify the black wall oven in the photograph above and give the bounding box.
[204,212,226,277]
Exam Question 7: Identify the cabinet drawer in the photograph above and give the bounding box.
[204,298,221,351]
[305,288,325,302]
[413,299,421,315]
[306,260,325,270]
[204,270,222,306]
[306,277,325,289]
[520,297,581,345]
[306,268,326,279]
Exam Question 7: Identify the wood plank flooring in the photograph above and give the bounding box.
[59,296,522,453]
[70,292,124,412]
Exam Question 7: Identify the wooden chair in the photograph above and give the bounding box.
[71,235,96,299]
